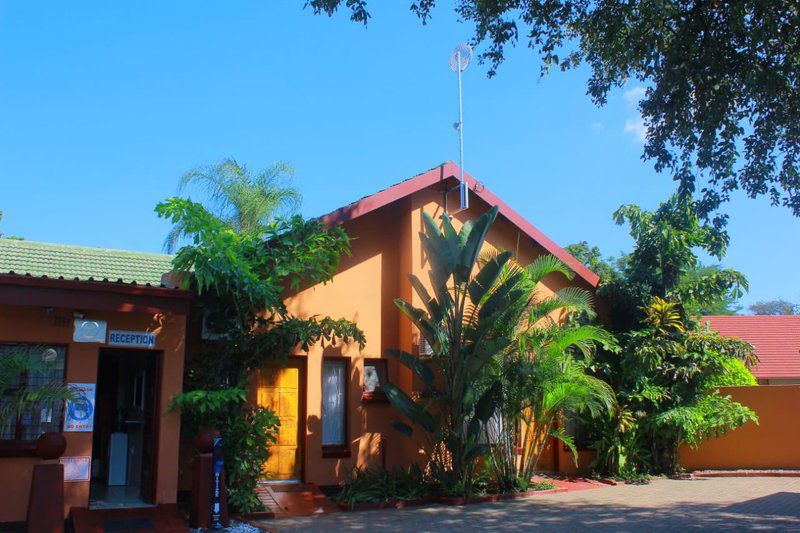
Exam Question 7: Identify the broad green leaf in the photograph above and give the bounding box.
[392,419,414,437]
[455,206,498,284]
[468,250,512,303]
[385,349,435,386]
[384,383,436,433]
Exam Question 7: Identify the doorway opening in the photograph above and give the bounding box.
[89,348,161,509]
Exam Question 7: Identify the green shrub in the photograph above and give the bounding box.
[220,406,281,512]
[708,357,758,387]
[170,388,280,513]
[332,465,431,507]
[332,463,558,506]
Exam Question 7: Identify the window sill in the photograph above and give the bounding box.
[322,446,351,459]
[0,441,38,458]
[361,391,389,404]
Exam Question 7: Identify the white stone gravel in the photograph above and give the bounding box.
[190,519,263,532]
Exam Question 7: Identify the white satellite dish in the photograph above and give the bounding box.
[450,43,472,72]
[450,43,472,210]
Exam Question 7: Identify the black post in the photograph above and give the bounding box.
[211,436,224,530]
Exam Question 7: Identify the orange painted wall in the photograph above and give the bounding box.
[679,385,800,471]
[0,304,186,522]
[282,184,595,485]
[283,200,406,485]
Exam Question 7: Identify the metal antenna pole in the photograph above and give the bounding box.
[457,51,468,210]
[450,43,472,211]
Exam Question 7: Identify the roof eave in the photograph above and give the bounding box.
[0,273,193,299]
[321,162,600,287]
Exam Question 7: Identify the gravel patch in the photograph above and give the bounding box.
[190,519,263,532]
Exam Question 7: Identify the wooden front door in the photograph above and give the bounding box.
[255,360,303,480]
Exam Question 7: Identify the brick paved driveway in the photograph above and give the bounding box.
[257,476,800,531]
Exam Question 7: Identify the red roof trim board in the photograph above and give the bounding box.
[701,315,800,380]
[321,162,600,287]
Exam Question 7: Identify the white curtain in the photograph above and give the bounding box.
[322,360,346,446]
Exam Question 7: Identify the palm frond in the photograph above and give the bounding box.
[552,286,595,316]
[525,255,573,285]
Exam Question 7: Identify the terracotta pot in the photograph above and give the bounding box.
[36,432,66,460]
[195,427,221,453]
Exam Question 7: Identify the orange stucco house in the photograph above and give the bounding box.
[253,162,601,486]
[0,240,191,524]
[0,162,600,526]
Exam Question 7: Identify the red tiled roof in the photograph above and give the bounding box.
[320,162,600,287]
[701,315,800,380]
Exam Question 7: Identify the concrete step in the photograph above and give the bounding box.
[254,482,339,518]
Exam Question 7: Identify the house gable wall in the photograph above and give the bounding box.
[281,181,595,485]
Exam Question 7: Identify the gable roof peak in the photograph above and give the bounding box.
[321,163,599,287]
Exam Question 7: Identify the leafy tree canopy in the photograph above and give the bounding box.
[679,265,743,316]
[156,197,365,388]
[748,299,799,315]
[156,163,363,512]
[307,1,800,218]
[564,241,624,283]
[568,194,747,330]
[566,196,756,476]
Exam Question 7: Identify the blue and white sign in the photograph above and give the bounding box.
[108,330,157,348]
[73,319,107,343]
[64,383,96,432]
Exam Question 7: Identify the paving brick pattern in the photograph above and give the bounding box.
[255,476,800,531]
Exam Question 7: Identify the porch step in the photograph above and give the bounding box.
[254,482,339,518]
[70,504,188,533]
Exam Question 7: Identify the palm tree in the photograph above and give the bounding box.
[0,345,76,439]
[485,255,617,491]
[164,158,301,252]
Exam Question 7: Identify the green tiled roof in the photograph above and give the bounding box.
[0,238,175,286]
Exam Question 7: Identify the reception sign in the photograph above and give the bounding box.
[108,330,156,348]
[63,383,96,432]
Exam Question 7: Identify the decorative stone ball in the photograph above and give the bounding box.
[36,432,67,460]
[195,427,221,453]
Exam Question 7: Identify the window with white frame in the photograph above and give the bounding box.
[322,359,347,449]
[0,344,66,442]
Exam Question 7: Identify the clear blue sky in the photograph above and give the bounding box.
[0,1,796,309]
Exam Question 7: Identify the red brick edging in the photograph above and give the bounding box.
[690,470,800,478]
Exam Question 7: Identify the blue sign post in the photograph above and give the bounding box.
[211,437,224,530]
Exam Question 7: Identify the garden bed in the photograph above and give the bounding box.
[336,487,568,512]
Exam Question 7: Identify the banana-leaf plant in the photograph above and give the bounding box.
[383,206,531,497]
